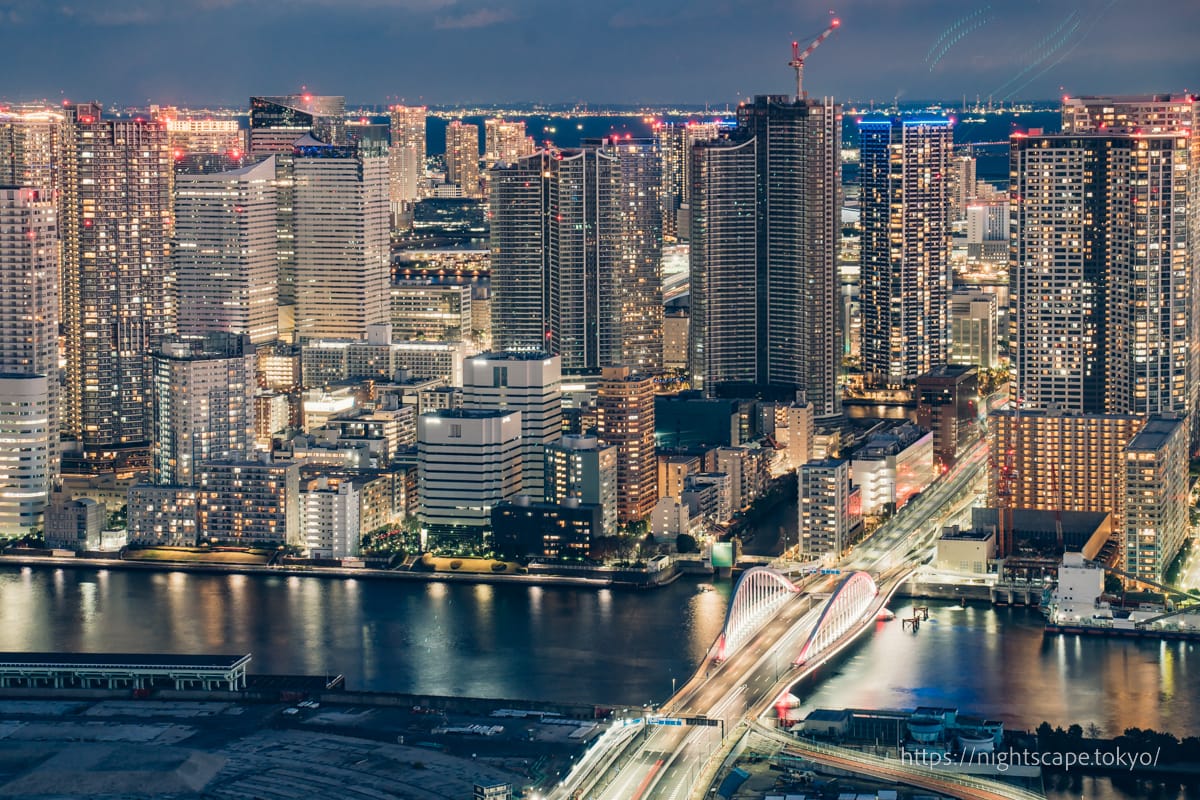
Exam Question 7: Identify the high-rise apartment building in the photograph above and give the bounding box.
[0,186,58,535]
[417,409,523,544]
[488,139,663,371]
[462,352,563,500]
[198,458,301,546]
[161,113,244,157]
[1058,94,1199,439]
[0,111,63,195]
[1123,415,1188,585]
[175,157,278,344]
[950,154,977,220]
[1010,132,1190,416]
[152,334,256,487]
[859,117,952,386]
[798,458,851,561]
[293,140,390,341]
[484,118,534,165]
[390,282,472,342]
[248,95,346,155]
[657,121,720,241]
[690,96,841,412]
[61,103,172,468]
[389,105,427,212]
[545,434,618,537]
[445,121,481,198]
[596,367,657,525]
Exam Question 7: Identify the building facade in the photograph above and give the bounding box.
[0,186,58,534]
[462,353,563,500]
[545,434,619,537]
[1123,415,1188,585]
[596,367,657,525]
[175,157,278,344]
[690,96,841,412]
[61,103,172,467]
[859,117,952,386]
[152,334,256,486]
[445,121,481,198]
[416,409,523,545]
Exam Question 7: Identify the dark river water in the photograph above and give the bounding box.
[3,566,1196,798]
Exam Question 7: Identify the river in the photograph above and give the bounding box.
[3,565,1197,798]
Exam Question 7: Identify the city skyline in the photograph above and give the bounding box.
[0,1,1195,106]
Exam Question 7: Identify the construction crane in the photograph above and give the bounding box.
[788,17,841,100]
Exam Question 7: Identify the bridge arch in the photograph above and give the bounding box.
[716,567,800,662]
[793,570,877,666]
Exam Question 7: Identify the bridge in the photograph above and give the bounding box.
[550,437,992,800]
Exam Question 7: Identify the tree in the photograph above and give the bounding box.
[1067,724,1083,738]
[1036,722,1054,739]
[675,533,699,554]
[1085,723,1103,739]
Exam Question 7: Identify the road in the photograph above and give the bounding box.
[559,437,992,800]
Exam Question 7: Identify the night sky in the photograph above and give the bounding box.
[0,0,1195,106]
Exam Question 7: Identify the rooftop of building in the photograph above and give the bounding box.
[426,408,514,420]
[1126,415,1185,451]
[916,364,979,382]
[469,351,553,362]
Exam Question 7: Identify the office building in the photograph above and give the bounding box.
[0,186,58,535]
[798,458,852,561]
[175,157,278,344]
[657,121,720,241]
[488,139,663,371]
[965,200,1009,263]
[545,434,618,537]
[301,328,467,388]
[0,376,53,536]
[462,352,562,500]
[1123,415,1188,585]
[850,423,935,515]
[417,409,523,545]
[484,118,534,165]
[152,334,256,486]
[445,120,481,198]
[61,103,172,468]
[197,458,301,546]
[248,95,345,155]
[949,291,997,370]
[1011,131,1190,418]
[389,105,426,223]
[491,497,600,560]
[690,95,841,412]
[859,117,952,386]
[596,367,657,524]
[915,365,981,469]
[293,139,390,341]
[390,282,472,342]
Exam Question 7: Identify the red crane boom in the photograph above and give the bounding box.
[789,18,841,99]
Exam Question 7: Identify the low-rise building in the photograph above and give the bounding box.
[127,485,200,546]
[850,423,935,515]
[197,458,301,547]
[43,494,104,551]
[491,497,599,560]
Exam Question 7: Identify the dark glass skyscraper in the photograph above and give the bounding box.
[689,95,841,414]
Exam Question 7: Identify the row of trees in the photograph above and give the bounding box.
[1036,722,1200,766]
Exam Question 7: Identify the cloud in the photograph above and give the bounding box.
[434,7,513,29]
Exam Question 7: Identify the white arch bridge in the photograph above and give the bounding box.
[715,567,801,662]
[794,570,878,666]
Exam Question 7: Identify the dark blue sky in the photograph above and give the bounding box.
[0,0,1195,106]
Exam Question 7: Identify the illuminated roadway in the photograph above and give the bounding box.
[555,436,992,799]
